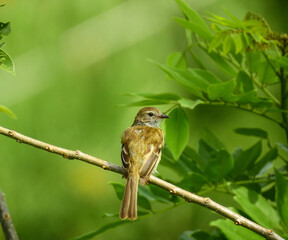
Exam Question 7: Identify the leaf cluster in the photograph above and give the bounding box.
[75,0,288,239]
[0,6,16,119]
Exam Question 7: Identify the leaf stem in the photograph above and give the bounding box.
[203,101,283,128]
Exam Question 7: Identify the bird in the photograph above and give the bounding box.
[120,107,169,220]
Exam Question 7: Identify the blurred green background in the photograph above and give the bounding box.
[0,0,287,239]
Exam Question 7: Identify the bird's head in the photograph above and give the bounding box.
[132,107,169,127]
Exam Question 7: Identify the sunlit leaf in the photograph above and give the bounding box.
[0,105,17,119]
[164,107,189,160]
[233,33,243,54]
[0,49,15,74]
[154,62,203,98]
[167,51,186,70]
[187,68,221,86]
[211,219,263,240]
[174,17,212,42]
[206,17,235,28]
[222,34,232,55]
[231,185,282,232]
[206,51,237,76]
[209,33,224,52]
[175,0,211,39]
[275,169,288,227]
[178,98,204,110]
[207,80,235,100]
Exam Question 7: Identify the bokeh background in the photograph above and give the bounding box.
[0,0,287,239]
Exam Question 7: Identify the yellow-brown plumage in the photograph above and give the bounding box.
[120,107,169,220]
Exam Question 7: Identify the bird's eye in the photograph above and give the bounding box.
[148,112,154,117]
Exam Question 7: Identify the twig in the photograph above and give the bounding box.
[0,189,19,240]
[0,125,285,240]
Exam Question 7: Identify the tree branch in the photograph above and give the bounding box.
[0,125,284,240]
[0,189,19,240]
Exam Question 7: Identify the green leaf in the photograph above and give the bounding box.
[178,229,211,240]
[109,182,124,201]
[209,33,224,52]
[148,184,172,204]
[230,141,262,178]
[276,142,288,152]
[272,56,288,71]
[175,0,211,38]
[275,169,288,227]
[249,148,277,176]
[138,195,152,211]
[257,61,278,84]
[167,51,186,69]
[174,17,212,42]
[231,185,282,232]
[0,105,17,119]
[0,22,11,36]
[233,33,243,54]
[164,107,189,160]
[211,218,263,240]
[204,149,233,182]
[72,220,130,240]
[189,50,206,70]
[222,34,232,55]
[207,80,235,100]
[178,98,204,110]
[206,51,237,76]
[234,128,268,138]
[154,63,203,98]
[198,139,233,182]
[246,51,263,73]
[203,128,226,150]
[206,12,237,27]
[179,172,208,192]
[138,185,170,204]
[188,68,221,85]
[236,70,254,93]
[0,49,15,74]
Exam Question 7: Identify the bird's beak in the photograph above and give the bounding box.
[159,114,169,119]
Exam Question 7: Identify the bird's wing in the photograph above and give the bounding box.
[139,142,162,185]
[121,143,130,169]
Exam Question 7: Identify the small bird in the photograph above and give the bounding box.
[120,107,169,220]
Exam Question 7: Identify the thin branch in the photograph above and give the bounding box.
[0,189,19,240]
[0,125,284,240]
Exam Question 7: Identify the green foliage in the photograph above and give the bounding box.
[164,107,189,160]
[0,8,16,119]
[82,0,288,239]
[0,21,14,75]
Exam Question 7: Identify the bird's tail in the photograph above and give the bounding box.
[119,173,139,220]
